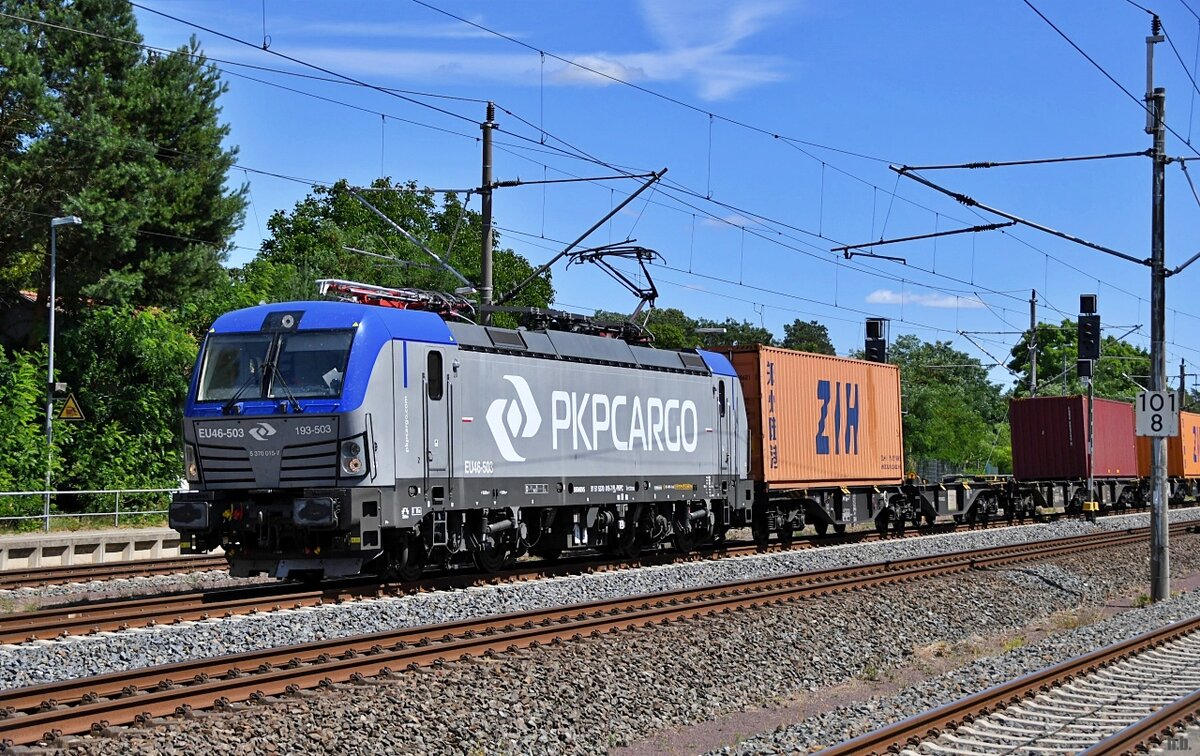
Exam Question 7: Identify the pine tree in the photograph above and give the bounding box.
[0,0,245,326]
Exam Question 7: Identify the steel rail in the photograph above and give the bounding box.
[821,614,1200,755]
[1078,687,1200,755]
[0,525,1184,747]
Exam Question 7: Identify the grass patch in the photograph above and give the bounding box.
[1047,606,1103,630]
[0,596,41,614]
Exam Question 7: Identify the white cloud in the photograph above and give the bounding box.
[263,2,793,101]
[866,289,985,309]
[700,213,752,228]
[550,55,647,86]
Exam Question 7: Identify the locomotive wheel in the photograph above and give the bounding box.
[389,535,426,583]
[532,547,562,562]
[672,527,697,554]
[751,509,772,551]
[473,540,515,573]
[605,522,641,559]
[712,526,729,548]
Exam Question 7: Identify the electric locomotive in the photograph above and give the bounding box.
[169,280,752,581]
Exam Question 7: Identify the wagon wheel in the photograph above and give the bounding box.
[874,509,891,538]
[833,523,847,535]
[751,509,772,551]
[891,514,906,537]
[388,533,426,583]
[776,519,795,549]
[813,521,829,537]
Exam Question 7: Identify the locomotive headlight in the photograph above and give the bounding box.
[340,436,368,477]
[184,444,201,483]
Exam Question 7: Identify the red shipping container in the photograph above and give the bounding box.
[726,345,905,489]
[1010,396,1136,480]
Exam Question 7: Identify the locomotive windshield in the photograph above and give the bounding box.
[196,329,354,402]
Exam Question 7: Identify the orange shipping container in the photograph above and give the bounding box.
[1137,410,1200,478]
[725,345,905,489]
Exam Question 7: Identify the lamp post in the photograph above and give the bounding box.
[44,215,81,532]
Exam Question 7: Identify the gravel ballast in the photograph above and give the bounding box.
[0,570,268,612]
[2,509,1197,690]
[0,510,1189,755]
[717,576,1200,754]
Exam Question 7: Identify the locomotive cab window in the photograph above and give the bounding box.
[269,330,354,399]
[196,333,272,401]
[196,329,353,402]
[718,380,727,417]
[427,351,444,401]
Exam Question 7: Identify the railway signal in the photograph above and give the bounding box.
[864,318,888,363]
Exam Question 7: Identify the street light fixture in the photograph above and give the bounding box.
[44,215,81,532]
[695,327,727,348]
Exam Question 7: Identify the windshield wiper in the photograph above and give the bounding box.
[221,370,261,415]
[268,364,304,414]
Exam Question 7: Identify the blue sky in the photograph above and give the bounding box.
[131,0,1200,390]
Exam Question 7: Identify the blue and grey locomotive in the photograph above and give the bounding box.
[169,282,752,581]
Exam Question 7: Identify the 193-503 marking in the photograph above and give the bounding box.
[295,424,333,436]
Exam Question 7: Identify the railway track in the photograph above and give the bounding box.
[0,524,1184,748]
[0,507,1166,592]
[1,520,1177,645]
[0,556,228,591]
[0,522,963,642]
[822,615,1200,755]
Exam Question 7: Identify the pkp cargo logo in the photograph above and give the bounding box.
[486,375,542,462]
[249,422,277,442]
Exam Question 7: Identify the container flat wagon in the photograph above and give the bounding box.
[1009,395,1139,516]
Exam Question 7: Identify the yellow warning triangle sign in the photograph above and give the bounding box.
[58,392,85,421]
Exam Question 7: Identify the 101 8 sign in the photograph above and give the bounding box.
[1135,390,1180,437]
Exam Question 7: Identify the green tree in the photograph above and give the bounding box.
[58,306,197,505]
[0,346,76,526]
[253,179,552,325]
[1007,318,1149,400]
[781,319,835,354]
[888,335,1009,472]
[0,0,245,321]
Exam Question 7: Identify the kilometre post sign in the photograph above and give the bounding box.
[1135,389,1179,437]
